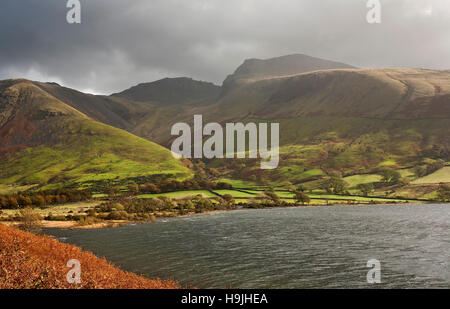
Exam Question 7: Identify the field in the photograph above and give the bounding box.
[205,189,411,204]
[214,190,256,198]
[137,190,216,199]
[343,174,382,188]
[412,167,450,184]
[0,184,38,195]
[0,201,100,217]
[216,179,260,188]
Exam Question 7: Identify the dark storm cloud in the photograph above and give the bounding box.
[0,0,449,94]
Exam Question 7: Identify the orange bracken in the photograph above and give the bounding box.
[0,224,180,289]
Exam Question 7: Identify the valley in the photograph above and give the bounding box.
[1,54,450,229]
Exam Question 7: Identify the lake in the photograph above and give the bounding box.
[45,204,450,288]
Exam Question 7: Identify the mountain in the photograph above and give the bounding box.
[222,54,355,89]
[2,54,450,197]
[209,68,450,120]
[111,77,221,105]
[0,79,191,190]
[34,81,147,131]
[200,68,450,188]
[27,54,358,146]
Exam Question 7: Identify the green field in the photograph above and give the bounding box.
[343,174,382,188]
[214,190,256,198]
[217,179,259,188]
[137,190,216,199]
[308,194,409,203]
[243,190,294,198]
[412,167,450,184]
[0,184,38,195]
[92,193,108,198]
[211,189,409,203]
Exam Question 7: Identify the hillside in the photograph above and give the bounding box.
[0,79,191,190]
[0,224,179,289]
[111,67,450,149]
[201,68,450,188]
[34,81,151,131]
[112,77,221,105]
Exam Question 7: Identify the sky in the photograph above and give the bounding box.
[0,0,449,94]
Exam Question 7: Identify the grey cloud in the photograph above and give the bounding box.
[0,0,449,94]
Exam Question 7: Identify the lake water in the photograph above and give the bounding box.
[45,204,450,288]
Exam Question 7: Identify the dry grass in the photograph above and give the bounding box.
[0,224,179,289]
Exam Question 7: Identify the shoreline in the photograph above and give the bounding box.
[0,219,130,230]
[2,200,430,230]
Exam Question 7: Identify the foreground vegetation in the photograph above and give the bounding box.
[0,224,179,289]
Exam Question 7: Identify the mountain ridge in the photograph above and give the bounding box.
[0,79,191,189]
[2,53,450,194]
[222,54,356,90]
[111,77,221,106]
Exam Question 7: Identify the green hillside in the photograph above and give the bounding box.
[0,80,191,191]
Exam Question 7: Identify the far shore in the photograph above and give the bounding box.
[1,219,129,230]
[1,200,429,230]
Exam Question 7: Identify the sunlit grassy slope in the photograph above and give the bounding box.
[137,190,215,199]
[0,80,191,189]
[0,119,191,186]
[412,167,450,184]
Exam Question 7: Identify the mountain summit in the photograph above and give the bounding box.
[112,77,221,105]
[223,54,355,88]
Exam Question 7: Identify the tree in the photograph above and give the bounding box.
[437,184,450,202]
[145,183,160,194]
[263,191,280,204]
[32,195,46,207]
[222,194,235,207]
[320,177,348,194]
[17,195,32,207]
[7,197,19,209]
[107,186,120,197]
[127,182,139,194]
[426,159,445,175]
[18,207,42,234]
[379,168,401,185]
[413,166,427,178]
[192,196,213,212]
[295,191,310,205]
[0,196,7,209]
[216,182,232,190]
[357,183,374,196]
